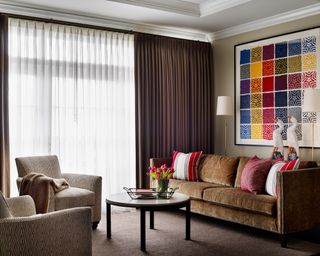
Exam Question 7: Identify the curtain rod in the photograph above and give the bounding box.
[1,12,134,34]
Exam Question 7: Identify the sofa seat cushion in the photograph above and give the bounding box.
[54,187,95,210]
[203,187,277,216]
[170,179,223,199]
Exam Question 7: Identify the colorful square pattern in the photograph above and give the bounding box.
[239,33,318,142]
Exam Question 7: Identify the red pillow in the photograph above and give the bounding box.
[240,156,273,194]
[172,151,202,181]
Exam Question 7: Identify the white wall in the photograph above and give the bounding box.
[213,14,320,161]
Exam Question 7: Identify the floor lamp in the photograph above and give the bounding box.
[302,89,320,161]
[216,96,233,156]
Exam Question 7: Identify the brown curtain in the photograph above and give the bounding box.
[0,14,9,196]
[135,33,214,188]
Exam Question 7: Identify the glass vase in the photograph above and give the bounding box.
[156,179,169,198]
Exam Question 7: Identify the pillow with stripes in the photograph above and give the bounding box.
[280,159,300,171]
[172,151,202,181]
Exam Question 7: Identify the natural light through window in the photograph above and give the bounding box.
[8,18,136,197]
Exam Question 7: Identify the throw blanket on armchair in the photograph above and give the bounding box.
[20,172,69,213]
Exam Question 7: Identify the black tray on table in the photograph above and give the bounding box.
[123,187,176,199]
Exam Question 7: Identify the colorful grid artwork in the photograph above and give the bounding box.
[236,28,320,147]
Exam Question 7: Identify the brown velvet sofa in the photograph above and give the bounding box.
[150,154,320,247]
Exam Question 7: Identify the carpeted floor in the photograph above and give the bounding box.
[92,210,320,256]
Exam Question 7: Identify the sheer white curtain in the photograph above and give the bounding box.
[9,18,136,197]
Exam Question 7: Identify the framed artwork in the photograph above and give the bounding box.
[235,27,320,147]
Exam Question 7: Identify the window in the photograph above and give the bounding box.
[9,18,136,197]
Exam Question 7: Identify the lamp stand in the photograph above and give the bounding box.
[224,119,227,156]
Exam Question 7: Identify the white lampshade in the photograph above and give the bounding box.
[216,96,233,116]
[303,89,320,112]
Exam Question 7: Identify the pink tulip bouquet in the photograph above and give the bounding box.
[146,164,174,181]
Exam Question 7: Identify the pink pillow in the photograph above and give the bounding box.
[240,156,272,194]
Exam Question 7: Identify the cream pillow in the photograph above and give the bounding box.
[265,162,285,197]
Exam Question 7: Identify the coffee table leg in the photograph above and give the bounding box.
[140,208,146,251]
[186,200,190,240]
[107,203,111,239]
[150,210,154,229]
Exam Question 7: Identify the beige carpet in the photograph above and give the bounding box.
[92,210,320,256]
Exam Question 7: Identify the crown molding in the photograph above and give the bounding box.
[200,0,251,17]
[0,1,208,41]
[209,3,320,41]
[106,0,200,17]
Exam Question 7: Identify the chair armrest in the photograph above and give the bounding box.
[6,195,36,217]
[0,207,92,255]
[62,173,102,222]
[277,167,320,234]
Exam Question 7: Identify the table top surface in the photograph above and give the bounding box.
[106,192,190,208]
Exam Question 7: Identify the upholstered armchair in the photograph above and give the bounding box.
[0,193,92,256]
[15,155,102,229]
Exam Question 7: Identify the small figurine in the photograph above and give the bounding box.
[286,115,299,160]
[272,117,284,160]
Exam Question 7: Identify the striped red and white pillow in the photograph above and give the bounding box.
[172,151,202,181]
[280,159,300,171]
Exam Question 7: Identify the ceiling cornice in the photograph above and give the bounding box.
[0,1,208,41]
[106,0,200,17]
[107,0,253,18]
[208,3,320,41]
[200,0,251,17]
[1,1,320,43]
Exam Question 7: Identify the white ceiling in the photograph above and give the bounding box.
[0,0,320,41]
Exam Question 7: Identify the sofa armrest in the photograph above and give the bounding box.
[61,173,102,222]
[277,167,320,234]
[150,157,173,168]
[6,195,36,217]
[0,207,92,255]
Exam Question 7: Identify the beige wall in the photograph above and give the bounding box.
[213,14,320,161]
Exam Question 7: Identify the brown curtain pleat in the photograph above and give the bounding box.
[135,33,214,188]
[0,14,10,196]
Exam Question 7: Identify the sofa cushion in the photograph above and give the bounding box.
[299,161,318,169]
[54,187,95,210]
[203,187,277,216]
[169,179,188,190]
[265,162,285,197]
[198,155,240,186]
[240,156,272,194]
[172,151,202,181]
[235,157,251,188]
[176,181,223,199]
[235,157,317,188]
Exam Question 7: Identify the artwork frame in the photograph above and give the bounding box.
[234,27,320,147]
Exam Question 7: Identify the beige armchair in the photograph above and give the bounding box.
[15,155,102,229]
[0,193,92,256]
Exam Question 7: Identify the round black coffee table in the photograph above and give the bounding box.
[105,192,191,251]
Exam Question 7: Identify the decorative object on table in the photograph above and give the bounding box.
[123,187,176,200]
[272,117,284,160]
[147,164,174,198]
[216,96,233,155]
[302,88,320,161]
[172,151,202,181]
[235,27,320,147]
[286,115,299,160]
